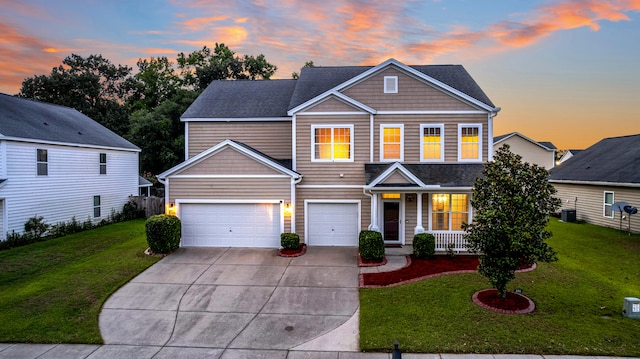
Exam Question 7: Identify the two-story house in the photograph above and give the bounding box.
[0,93,140,239]
[158,59,500,250]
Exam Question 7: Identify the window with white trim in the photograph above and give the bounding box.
[431,193,469,231]
[380,124,403,161]
[93,195,101,218]
[421,124,444,162]
[99,153,107,175]
[384,76,398,93]
[312,125,353,161]
[603,191,614,218]
[458,124,482,161]
[36,149,48,176]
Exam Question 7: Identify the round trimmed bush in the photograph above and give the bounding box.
[281,233,301,250]
[146,214,181,254]
[359,230,384,261]
[413,232,435,259]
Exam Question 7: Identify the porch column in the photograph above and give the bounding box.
[369,193,380,231]
[414,193,425,234]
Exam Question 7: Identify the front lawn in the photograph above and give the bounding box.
[0,219,159,343]
[360,219,640,356]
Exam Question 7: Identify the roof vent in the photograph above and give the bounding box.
[78,131,82,135]
[43,122,49,126]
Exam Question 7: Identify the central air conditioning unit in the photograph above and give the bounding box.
[623,297,640,319]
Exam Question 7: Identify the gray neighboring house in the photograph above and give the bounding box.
[550,134,640,233]
[0,93,140,238]
[493,132,557,169]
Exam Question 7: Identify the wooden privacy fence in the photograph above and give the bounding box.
[129,196,165,218]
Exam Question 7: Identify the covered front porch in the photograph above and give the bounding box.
[364,162,484,253]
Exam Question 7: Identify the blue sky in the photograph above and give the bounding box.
[1,0,639,149]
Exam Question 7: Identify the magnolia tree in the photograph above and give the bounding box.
[463,145,561,298]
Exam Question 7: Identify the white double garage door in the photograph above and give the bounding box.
[180,202,359,247]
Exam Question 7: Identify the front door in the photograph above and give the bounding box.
[383,201,400,243]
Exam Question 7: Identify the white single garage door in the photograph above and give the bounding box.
[180,203,281,247]
[307,202,359,246]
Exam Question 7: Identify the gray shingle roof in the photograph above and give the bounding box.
[182,62,496,120]
[538,141,557,150]
[549,134,640,184]
[366,163,484,187]
[0,93,139,150]
[182,79,297,118]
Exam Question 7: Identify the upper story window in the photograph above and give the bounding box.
[458,124,482,162]
[431,193,469,231]
[312,125,353,162]
[380,124,403,162]
[603,191,614,218]
[384,76,398,93]
[36,149,48,176]
[421,124,444,162]
[99,153,107,174]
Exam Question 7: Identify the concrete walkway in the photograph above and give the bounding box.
[1,246,638,359]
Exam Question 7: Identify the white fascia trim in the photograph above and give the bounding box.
[296,112,368,116]
[494,132,554,152]
[368,162,427,187]
[158,139,300,179]
[296,185,365,189]
[176,199,282,204]
[0,136,141,153]
[367,186,474,192]
[289,91,376,116]
[377,110,488,115]
[181,117,291,122]
[169,174,291,179]
[549,179,640,188]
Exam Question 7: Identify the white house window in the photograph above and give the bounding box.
[36,149,48,176]
[93,196,101,218]
[380,124,403,161]
[604,191,614,218]
[431,193,469,231]
[421,124,444,162]
[384,76,398,93]
[458,124,482,161]
[312,125,353,161]
[99,153,107,175]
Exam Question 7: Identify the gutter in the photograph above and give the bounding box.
[549,179,640,188]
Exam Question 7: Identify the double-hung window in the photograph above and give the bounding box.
[458,124,482,162]
[431,193,469,231]
[99,153,107,174]
[312,125,353,161]
[421,124,444,162]
[93,196,101,218]
[380,124,403,161]
[36,149,48,176]
[603,191,614,218]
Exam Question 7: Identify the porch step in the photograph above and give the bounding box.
[385,245,413,256]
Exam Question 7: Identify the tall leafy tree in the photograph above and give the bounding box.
[19,54,132,135]
[463,145,561,298]
[127,56,183,111]
[177,43,277,90]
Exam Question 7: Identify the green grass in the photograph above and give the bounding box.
[360,219,640,356]
[0,219,159,343]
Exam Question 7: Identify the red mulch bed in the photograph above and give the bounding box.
[473,289,535,314]
[361,255,480,287]
[278,244,307,257]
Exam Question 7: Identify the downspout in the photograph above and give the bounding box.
[292,114,297,171]
[369,113,374,163]
[291,175,303,233]
[488,107,501,162]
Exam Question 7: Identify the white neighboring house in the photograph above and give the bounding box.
[0,93,140,239]
[493,132,557,169]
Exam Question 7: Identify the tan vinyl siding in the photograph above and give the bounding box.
[404,195,417,244]
[295,114,370,185]
[187,121,292,158]
[306,97,362,112]
[180,147,282,175]
[169,177,290,202]
[295,188,370,244]
[553,183,640,233]
[342,67,478,112]
[374,114,489,163]
[381,172,412,185]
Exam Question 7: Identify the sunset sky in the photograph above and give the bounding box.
[1,0,639,150]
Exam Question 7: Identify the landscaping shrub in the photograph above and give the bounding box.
[413,232,435,259]
[280,233,300,250]
[24,216,49,239]
[121,200,143,221]
[359,230,384,261]
[145,214,181,254]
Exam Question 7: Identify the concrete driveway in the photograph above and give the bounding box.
[99,246,360,356]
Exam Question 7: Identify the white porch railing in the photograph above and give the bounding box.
[429,231,469,252]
